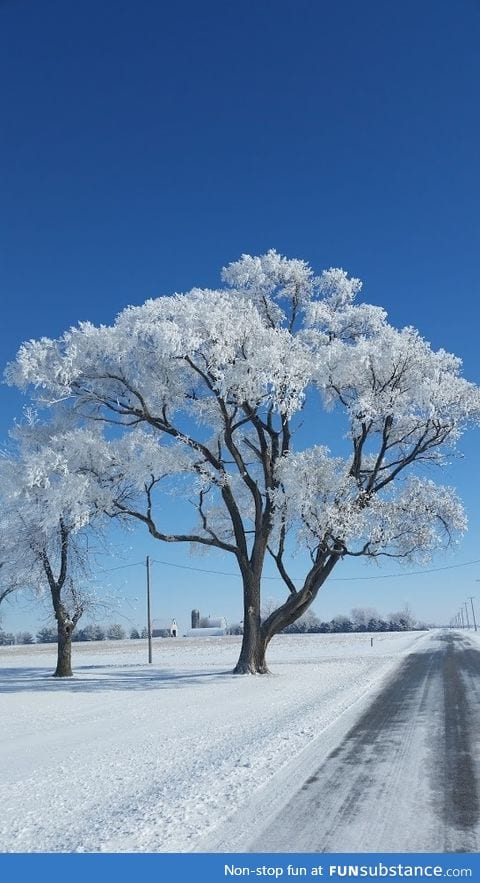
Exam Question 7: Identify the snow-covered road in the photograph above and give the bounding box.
[205,630,480,854]
[0,631,428,852]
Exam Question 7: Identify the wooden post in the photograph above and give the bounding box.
[469,596,478,632]
[146,555,152,664]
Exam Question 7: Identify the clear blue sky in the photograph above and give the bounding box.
[1,0,480,636]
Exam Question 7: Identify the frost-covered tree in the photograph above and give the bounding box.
[350,607,380,631]
[388,604,417,631]
[73,623,106,642]
[106,623,126,640]
[16,631,34,645]
[36,626,57,644]
[6,250,480,673]
[282,609,321,633]
[331,615,353,633]
[0,423,108,676]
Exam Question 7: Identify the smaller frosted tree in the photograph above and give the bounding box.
[0,423,108,676]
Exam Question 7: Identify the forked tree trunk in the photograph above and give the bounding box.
[54,618,74,678]
[233,554,341,675]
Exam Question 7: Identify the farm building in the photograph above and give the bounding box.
[185,612,227,637]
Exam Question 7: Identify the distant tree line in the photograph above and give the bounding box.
[0,623,151,645]
[280,605,428,634]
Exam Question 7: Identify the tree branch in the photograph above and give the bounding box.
[113,500,239,554]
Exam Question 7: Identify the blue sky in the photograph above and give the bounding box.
[1,0,480,636]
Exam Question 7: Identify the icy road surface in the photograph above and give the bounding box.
[203,631,480,853]
[0,630,444,852]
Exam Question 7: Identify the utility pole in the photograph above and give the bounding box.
[464,601,471,630]
[460,607,465,629]
[146,554,152,664]
[468,596,478,632]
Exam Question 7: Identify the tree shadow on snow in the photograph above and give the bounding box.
[0,665,238,693]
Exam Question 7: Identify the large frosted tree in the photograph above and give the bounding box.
[6,251,480,672]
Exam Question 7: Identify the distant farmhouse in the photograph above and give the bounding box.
[151,618,178,638]
[185,609,227,637]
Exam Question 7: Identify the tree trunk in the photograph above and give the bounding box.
[233,575,268,674]
[54,618,74,677]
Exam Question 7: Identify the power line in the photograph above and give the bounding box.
[91,555,480,583]
[146,556,480,583]
[92,560,146,576]
[330,558,480,582]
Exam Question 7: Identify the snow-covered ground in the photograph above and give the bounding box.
[0,631,429,853]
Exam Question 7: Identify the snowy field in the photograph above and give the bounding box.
[0,630,430,853]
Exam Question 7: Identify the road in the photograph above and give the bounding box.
[236,632,480,852]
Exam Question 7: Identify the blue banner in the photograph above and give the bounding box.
[0,854,478,883]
